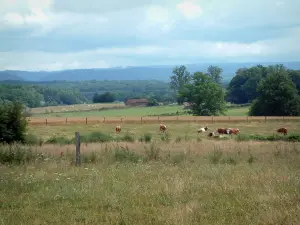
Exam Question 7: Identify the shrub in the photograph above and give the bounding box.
[82,132,113,143]
[160,132,171,142]
[25,133,43,146]
[119,133,135,143]
[46,136,73,145]
[0,101,28,144]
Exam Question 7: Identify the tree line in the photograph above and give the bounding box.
[170,64,300,116]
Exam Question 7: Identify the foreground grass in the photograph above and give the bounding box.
[31,105,249,118]
[1,141,300,224]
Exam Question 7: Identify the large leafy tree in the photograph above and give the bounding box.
[249,70,300,116]
[206,65,223,84]
[170,65,191,104]
[180,72,227,116]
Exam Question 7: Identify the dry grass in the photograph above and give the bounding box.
[27,116,300,126]
[1,140,300,224]
[30,102,125,114]
[28,120,300,141]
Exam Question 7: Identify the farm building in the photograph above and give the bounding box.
[125,98,149,107]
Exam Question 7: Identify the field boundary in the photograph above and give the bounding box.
[27,116,300,126]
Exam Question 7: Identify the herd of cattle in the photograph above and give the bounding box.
[115,124,289,137]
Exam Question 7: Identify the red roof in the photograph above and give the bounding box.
[126,99,149,104]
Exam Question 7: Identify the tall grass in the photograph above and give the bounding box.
[1,141,300,224]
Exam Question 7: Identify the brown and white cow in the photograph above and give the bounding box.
[216,128,227,134]
[277,127,288,135]
[116,125,121,133]
[159,124,167,132]
[227,128,240,135]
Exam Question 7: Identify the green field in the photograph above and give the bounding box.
[32,105,250,118]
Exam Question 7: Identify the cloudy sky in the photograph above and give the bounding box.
[0,0,300,71]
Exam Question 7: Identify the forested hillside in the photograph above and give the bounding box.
[0,80,174,107]
[1,64,299,112]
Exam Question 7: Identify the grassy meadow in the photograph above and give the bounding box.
[30,104,250,118]
[1,140,300,224]
[2,103,300,224]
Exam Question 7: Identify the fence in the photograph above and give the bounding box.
[28,116,300,126]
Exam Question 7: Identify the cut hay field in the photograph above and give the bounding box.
[30,105,250,118]
[30,102,125,114]
[28,120,300,141]
[1,140,300,224]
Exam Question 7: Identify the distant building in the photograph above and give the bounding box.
[125,98,149,107]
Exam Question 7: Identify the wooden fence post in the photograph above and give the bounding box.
[75,132,81,167]
[86,117,87,125]
[46,119,47,126]
[121,118,123,123]
[158,116,159,121]
[66,118,67,124]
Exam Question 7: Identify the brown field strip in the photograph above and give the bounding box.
[27,116,300,126]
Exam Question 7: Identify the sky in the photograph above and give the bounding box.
[0,0,300,71]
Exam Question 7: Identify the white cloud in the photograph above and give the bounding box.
[176,0,202,20]
[0,0,300,70]
[1,31,299,71]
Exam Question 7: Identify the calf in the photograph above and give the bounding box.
[277,127,288,135]
[116,125,121,133]
[198,126,208,133]
[159,124,167,132]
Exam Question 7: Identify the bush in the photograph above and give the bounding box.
[119,133,135,143]
[0,101,28,144]
[139,133,152,143]
[81,132,113,143]
[25,133,43,146]
[46,136,73,145]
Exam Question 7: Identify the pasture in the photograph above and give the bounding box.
[1,140,300,224]
[2,116,300,224]
[30,104,250,118]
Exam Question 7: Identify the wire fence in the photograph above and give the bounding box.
[27,116,300,126]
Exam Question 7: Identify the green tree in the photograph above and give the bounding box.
[170,65,191,104]
[249,70,300,116]
[0,101,28,144]
[92,92,115,103]
[206,65,223,84]
[180,72,227,116]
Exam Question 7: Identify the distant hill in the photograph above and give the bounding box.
[0,71,24,81]
[1,62,300,82]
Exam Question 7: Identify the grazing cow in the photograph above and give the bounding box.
[216,128,227,134]
[159,124,167,132]
[198,126,208,133]
[116,125,121,133]
[227,128,240,135]
[277,127,288,135]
